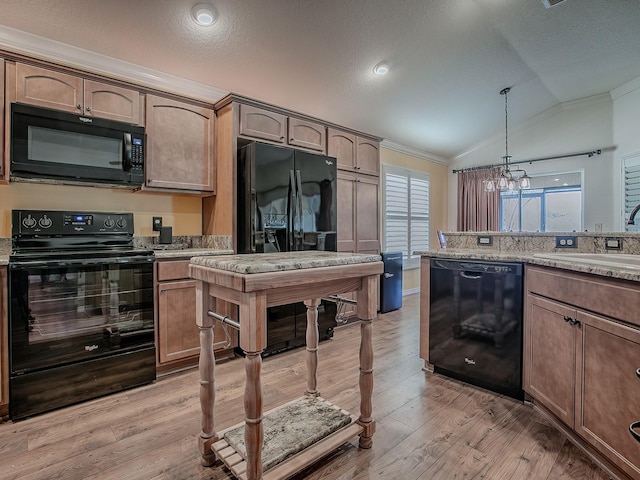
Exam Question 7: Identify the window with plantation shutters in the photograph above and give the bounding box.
[382,165,430,268]
[623,154,640,232]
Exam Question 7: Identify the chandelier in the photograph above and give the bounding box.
[484,87,531,192]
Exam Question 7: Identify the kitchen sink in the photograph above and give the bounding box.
[532,253,640,270]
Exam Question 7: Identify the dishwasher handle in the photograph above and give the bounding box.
[460,271,483,280]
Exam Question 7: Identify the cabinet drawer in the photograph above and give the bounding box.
[156,260,190,281]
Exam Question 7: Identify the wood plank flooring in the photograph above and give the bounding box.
[0,294,614,480]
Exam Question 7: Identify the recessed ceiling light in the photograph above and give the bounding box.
[373,62,390,75]
[191,4,217,26]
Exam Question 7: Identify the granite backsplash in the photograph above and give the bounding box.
[440,232,640,254]
[134,235,232,251]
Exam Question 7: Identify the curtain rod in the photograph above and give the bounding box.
[452,149,603,174]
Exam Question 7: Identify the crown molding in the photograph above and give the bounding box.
[0,25,228,102]
[381,139,450,165]
[611,75,640,100]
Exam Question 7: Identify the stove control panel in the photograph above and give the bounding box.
[12,210,135,236]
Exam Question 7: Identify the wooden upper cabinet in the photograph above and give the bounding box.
[327,128,379,176]
[239,104,286,144]
[328,129,356,171]
[288,117,325,152]
[355,174,381,253]
[145,94,215,193]
[83,79,140,124]
[356,138,380,176]
[337,171,357,253]
[15,63,83,113]
[13,63,142,125]
[1,58,5,181]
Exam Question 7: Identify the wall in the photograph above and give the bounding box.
[380,146,448,293]
[612,77,640,231]
[0,183,202,237]
[449,94,615,232]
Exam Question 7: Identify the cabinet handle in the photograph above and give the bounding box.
[86,106,92,112]
[636,368,640,379]
[160,289,166,294]
[290,138,294,142]
[563,315,572,323]
[280,136,285,140]
[630,421,640,443]
[569,318,580,326]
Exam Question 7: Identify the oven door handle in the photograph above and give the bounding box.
[10,255,154,269]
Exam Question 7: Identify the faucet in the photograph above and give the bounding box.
[628,203,640,225]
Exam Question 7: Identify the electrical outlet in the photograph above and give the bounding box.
[605,237,622,250]
[555,235,577,248]
[152,217,162,232]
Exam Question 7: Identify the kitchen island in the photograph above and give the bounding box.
[189,251,383,480]
[419,249,640,480]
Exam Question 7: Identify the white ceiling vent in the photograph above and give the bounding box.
[542,0,567,8]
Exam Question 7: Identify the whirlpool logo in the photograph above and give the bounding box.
[79,117,93,123]
[464,357,476,365]
[85,345,99,352]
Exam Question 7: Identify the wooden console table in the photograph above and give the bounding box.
[189,251,383,480]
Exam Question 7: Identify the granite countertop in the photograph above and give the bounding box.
[153,248,234,259]
[419,249,640,283]
[190,251,382,274]
[0,256,8,267]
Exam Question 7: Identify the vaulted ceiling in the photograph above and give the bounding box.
[1,0,639,160]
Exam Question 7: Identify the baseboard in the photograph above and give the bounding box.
[403,287,420,296]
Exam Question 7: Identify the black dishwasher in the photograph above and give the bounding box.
[429,258,523,400]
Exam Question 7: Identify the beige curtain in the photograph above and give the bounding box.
[457,168,500,231]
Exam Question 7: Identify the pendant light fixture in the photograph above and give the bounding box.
[484,87,531,192]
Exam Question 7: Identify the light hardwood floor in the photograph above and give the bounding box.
[0,294,613,480]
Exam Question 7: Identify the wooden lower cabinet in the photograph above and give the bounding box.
[0,266,8,417]
[337,171,380,254]
[524,295,577,427]
[155,260,236,371]
[525,265,640,479]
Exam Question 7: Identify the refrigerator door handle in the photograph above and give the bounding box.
[250,189,257,253]
[295,170,304,250]
[289,169,297,251]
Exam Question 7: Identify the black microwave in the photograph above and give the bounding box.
[10,103,145,188]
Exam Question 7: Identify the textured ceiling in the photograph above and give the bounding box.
[1,0,640,160]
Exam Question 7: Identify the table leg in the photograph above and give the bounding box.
[304,298,321,396]
[244,352,263,480]
[195,282,217,466]
[356,275,377,449]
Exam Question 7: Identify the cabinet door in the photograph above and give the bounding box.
[327,128,356,171]
[239,104,286,143]
[145,95,215,192]
[288,117,325,152]
[524,294,578,427]
[15,63,83,113]
[337,171,356,253]
[83,80,141,125]
[576,311,640,479]
[1,267,8,414]
[157,280,200,363]
[1,58,5,180]
[356,137,380,176]
[356,174,380,253]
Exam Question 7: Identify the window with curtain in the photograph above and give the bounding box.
[500,171,583,232]
[382,165,430,268]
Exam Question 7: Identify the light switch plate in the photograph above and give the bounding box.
[477,235,493,246]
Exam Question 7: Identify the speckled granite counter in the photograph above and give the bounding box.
[419,249,640,283]
[190,251,382,274]
[153,248,234,259]
[0,238,10,265]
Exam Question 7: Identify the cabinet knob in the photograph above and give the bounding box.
[160,289,166,294]
[76,104,82,110]
[636,368,640,379]
[86,106,92,112]
[280,136,285,140]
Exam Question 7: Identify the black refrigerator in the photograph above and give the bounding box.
[237,142,338,355]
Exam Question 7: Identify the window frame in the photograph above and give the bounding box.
[381,164,430,269]
[499,170,584,232]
